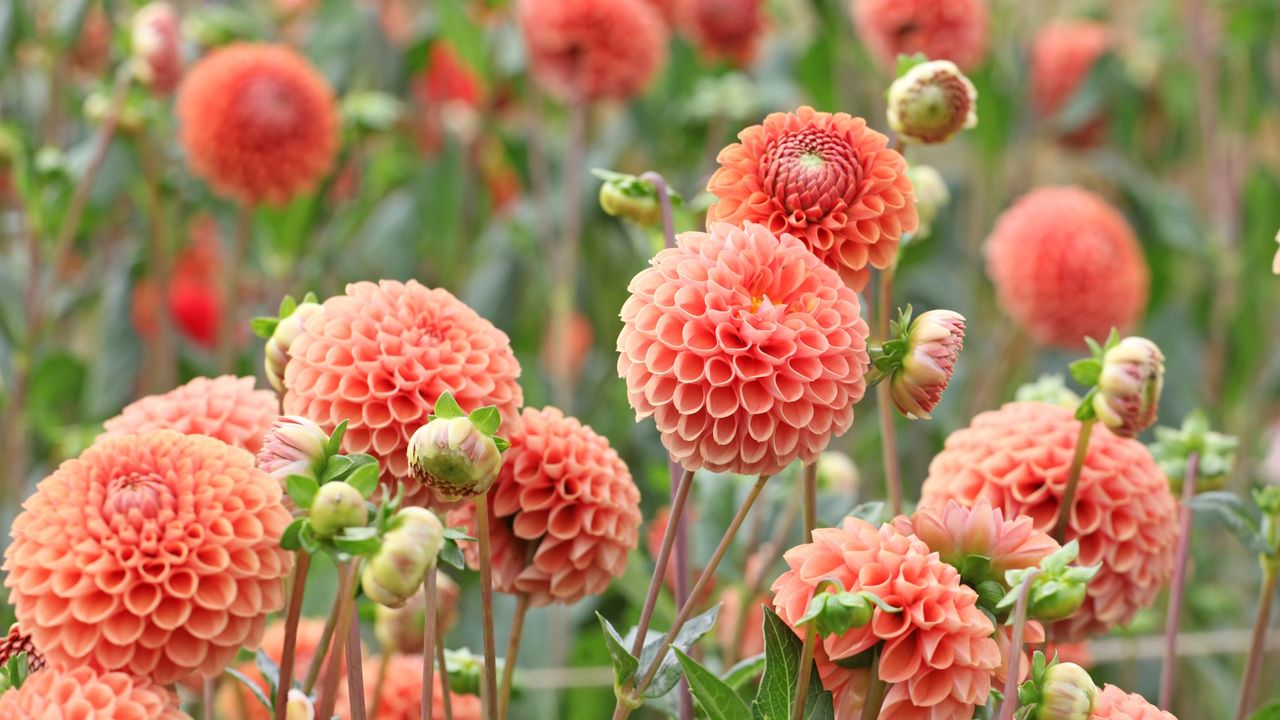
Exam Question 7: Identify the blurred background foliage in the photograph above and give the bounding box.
[1,0,1280,717]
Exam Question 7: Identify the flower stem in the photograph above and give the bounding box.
[998,568,1042,720]
[135,136,177,393]
[498,592,531,719]
[802,461,818,541]
[1236,563,1278,719]
[422,568,439,720]
[875,267,903,516]
[436,618,454,720]
[274,552,312,720]
[1052,419,1096,543]
[1160,452,1199,710]
[546,96,591,409]
[218,203,253,373]
[790,623,818,720]
[476,493,501,720]
[347,593,368,720]
[303,590,342,693]
[858,647,885,720]
[316,561,360,719]
[627,468,694,660]
[639,171,677,250]
[203,677,216,720]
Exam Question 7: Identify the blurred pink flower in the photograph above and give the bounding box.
[851,0,989,71]
[101,375,278,455]
[0,665,187,719]
[1091,684,1176,720]
[1032,22,1111,146]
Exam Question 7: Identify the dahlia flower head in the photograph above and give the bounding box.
[1091,684,1178,720]
[361,654,484,720]
[617,221,871,475]
[131,2,183,95]
[985,186,1149,349]
[678,0,768,67]
[0,665,188,720]
[895,498,1060,583]
[921,402,1179,640]
[448,406,641,606]
[852,0,989,71]
[1032,21,1111,145]
[771,516,1001,719]
[224,618,357,720]
[706,107,918,291]
[177,43,339,205]
[518,0,669,102]
[282,279,523,508]
[100,375,278,455]
[4,431,293,684]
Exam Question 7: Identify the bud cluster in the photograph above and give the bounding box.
[1149,410,1238,492]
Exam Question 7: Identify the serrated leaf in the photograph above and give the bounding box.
[280,518,306,551]
[251,316,279,338]
[469,406,501,435]
[433,392,465,419]
[286,474,319,509]
[597,613,640,692]
[1187,491,1270,555]
[438,538,466,570]
[347,463,380,499]
[225,666,273,712]
[674,649,752,720]
[638,603,722,699]
[722,653,766,690]
[753,606,828,720]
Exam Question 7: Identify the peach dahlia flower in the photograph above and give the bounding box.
[617,221,870,475]
[1091,684,1177,720]
[851,0,989,71]
[0,665,188,719]
[1032,22,1111,146]
[362,654,483,720]
[100,375,278,455]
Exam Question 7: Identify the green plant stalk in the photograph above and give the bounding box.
[803,461,818,541]
[315,561,360,719]
[370,652,390,720]
[498,592,531,719]
[998,568,1042,720]
[436,619,454,720]
[546,94,591,409]
[875,267,903,516]
[1236,560,1279,719]
[217,203,253,373]
[303,590,342,693]
[790,622,818,720]
[421,568,439,720]
[1052,419,1096,543]
[858,647,885,720]
[1159,452,1198,710]
[135,136,177,393]
[347,591,368,720]
[626,468,694,662]
[274,552,312,720]
[203,677,216,720]
[476,493,500,720]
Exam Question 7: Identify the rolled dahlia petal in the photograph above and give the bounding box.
[0,665,188,719]
[895,498,1060,582]
[677,0,768,67]
[100,375,279,455]
[282,279,522,508]
[447,407,641,606]
[361,654,484,720]
[0,624,46,676]
[1091,684,1177,720]
[1032,22,1111,146]
[177,42,339,205]
[921,402,1179,640]
[851,0,989,71]
[706,107,918,291]
[518,0,668,102]
[984,187,1149,349]
[617,221,870,474]
[4,430,293,684]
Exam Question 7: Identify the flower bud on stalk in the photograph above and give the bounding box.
[407,416,503,498]
[886,59,978,145]
[1038,662,1097,720]
[888,309,966,420]
[1091,337,1164,438]
[375,573,460,654]
[906,165,949,238]
[308,482,367,537]
[258,415,330,483]
[286,689,316,720]
[265,301,323,393]
[131,2,183,95]
[361,507,445,608]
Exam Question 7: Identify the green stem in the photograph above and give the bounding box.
[998,569,1042,720]
[421,568,439,720]
[217,203,253,373]
[802,461,818,541]
[1160,452,1199,710]
[627,468,694,661]
[436,617,454,720]
[875,267,903,516]
[858,647,885,720]
[498,592,530,719]
[476,493,500,720]
[315,562,359,719]
[371,653,390,720]
[1053,420,1096,543]
[302,590,342,693]
[790,623,818,720]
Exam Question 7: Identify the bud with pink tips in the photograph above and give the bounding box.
[131,3,183,95]
[1090,336,1164,438]
[877,307,966,420]
[258,415,331,483]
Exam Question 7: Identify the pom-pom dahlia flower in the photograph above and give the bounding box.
[706,107,917,290]
[4,431,293,684]
[851,0,989,71]
[678,0,768,67]
[361,654,484,720]
[0,665,188,719]
[617,221,870,475]
[101,375,278,455]
[921,402,1178,640]
[282,279,522,508]
[1032,22,1111,146]
[1092,684,1176,720]
[448,407,640,605]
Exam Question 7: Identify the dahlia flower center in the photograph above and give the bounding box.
[763,128,862,217]
[104,472,168,521]
[238,74,305,140]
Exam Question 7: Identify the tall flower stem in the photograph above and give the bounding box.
[1052,419,1096,542]
[875,266,903,515]
[203,677,216,720]
[436,621,455,720]
[790,623,818,720]
[547,94,591,409]
[498,592,531,719]
[1160,452,1199,710]
[347,596,368,720]
[1236,563,1279,719]
[475,493,501,720]
[725,489,800,666]
[218,203,253,373]
[802,461,818,541]
[998,568,1042,720]
[627,468,694,660]
[316,561,361,719]
[370,655,391,720]
[303,590,342,693]
[274,552,312,720]
[858,647,885,720]
[422,568,440,720]
[135,136,177,393]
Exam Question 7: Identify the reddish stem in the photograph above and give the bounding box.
[1160,453,1199,710]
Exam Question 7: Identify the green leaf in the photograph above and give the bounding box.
[722,653,766,691]
[443,527,475,541]
[298,523,322,555]
[753,606,828,720]
[493,436,510,453]
[1068,358,1101,388]
[638,603,722,699]
[468,406,501,435]
[251,316,279,338]
[433,392,465,419]
[225,666,272,712]
[438,538,466,570]
[347,462,380,499]
[1187,491,1270,555]
[332,530,382,556]
[278,294,298,318]
[959,555,992,584]
[674,649,752,720]
[321,455,354,484]
[597,613,640,694]
[286,474,319,510]
[254,649,281,699]
[1249,700,1280,720]
[280,518,306,551]
[325,420,349,457]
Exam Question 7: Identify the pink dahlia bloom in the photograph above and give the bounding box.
[771,517,1001,719]
[706,107,917,291]
[0,665,188,719]
[851,0,989,71]
[678,0,768,67]
[618,221,869,475]
[1091,684,1177,720]
[1032,22,1111,146]
[100,375,278,455]
[448,407,641,606]
[895,498,1060,579]
[985,187,1149,349]
[921,402,1179,640]
[4,431,292,684]
[283,280,523,508]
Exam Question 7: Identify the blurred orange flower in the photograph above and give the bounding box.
[851,0,989,71]
[100,375,278,454]
[0,665,187,719]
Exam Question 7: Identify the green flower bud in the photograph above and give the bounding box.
[308,482,367,537]
[886,60,977,145]
[443,648,486,696]
[392,506,446,561]
[361,530,431,608]
[1038,662,1097,720]
[906,165,949,239]
[407,416,503,498]
[375,573,460,654]
[286,689,315,720]
[1029,580,1088,621]
[599,179,661,228]
[798,589,876,637]
[816,451,859,496]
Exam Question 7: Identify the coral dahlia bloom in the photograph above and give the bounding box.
[4,431,293,684]
[283,279,523,508]
[1091,684,1177,720]
[921,402,1179,640]
[224,619,357,719]
[618,221,870,475]
[772,517,1001,719]
[177,43,339,205]
[518,0,668,102]
[412,42,485,154]
[100,375,279,455]
[706,107,917,290]
[1032,22,1111,146]
[361,655,483,720]
[0,665,187,719]
[851,0,989,71]
[678,0,768,67]
[896,499,1060,580]
[0,624,45,675]
[448,407,640,605]
[985,187,1149,349]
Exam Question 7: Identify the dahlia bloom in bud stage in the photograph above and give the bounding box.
[362,507,445,608]
[906,164,948,238]
[0,665,188,719]
[985,187,1149,349]
[264,301,323,393]
[772,517,1001,719]
[896,499,1060,582]
[257,415,329,482]
[678,0,768,67]
[448,407,641,605]
[518,0,668,102]
[1092,337,1165,438]
[407,416,503,498]
[177,43,339,205]
[132,2,183,95]
[282,280,523,507]
[1032,22,1111,146]
[921,402,1179,640]
[887,308,965,420]
[852,0,989,71]
[375,574,461,654]
[309,482,368,536]
[1038,661,1097,720]
[4,431,293,683]
[706,107,918,290]
[617,222,870,474]
[1091,684,1177,720]
[887,60,977,144]
[101,375,278,454]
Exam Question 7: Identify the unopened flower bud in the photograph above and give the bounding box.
[805,592,873,637]
[889,309,965,420]
[309,482,367,537]
[392,506,446,561]
[816,451,859,496]
[265,301,323,393]
[361,531,431,608]
[443,648,485,696]
[1029,580,1087,621]
[906,165,949,239]
[1038,662,1096,720]
[887,60,977,144]
[285,689,315,720]
[131,3,183,95]
[258,415,330,482]
[407,416,502,498]
[599,179,661,228]
[1091,337,1164,438]
[374,573,460,654]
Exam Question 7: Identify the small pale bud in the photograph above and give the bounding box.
[374,573,460,654]
[393,506,446,561]
[1038,662,1097,720]
[906,165,949,238]
[816,451,859,496]
[805,592,873,637]
[599,181,661,228]
[258,415,330,483]
[285,689,315,720]
[309,482,367,537]
[1029,581,1087,621]
[1091,337,1164,438]
[407,416,502,498]
[887,60,978,144]
[265,302,323,393]
[361,530,431,608]
[889,309,965,420]
[131,3,183,95]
